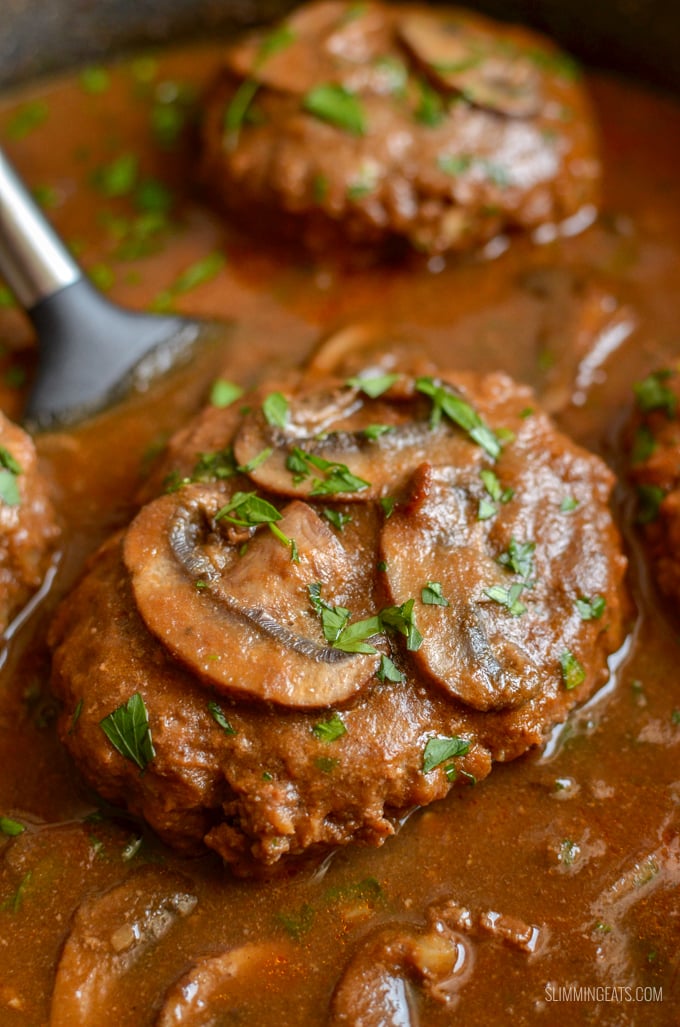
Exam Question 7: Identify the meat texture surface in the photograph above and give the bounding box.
[49,357,627,873]
[628,366,680,607]
[0,412,58,631]
[200,0,600,256]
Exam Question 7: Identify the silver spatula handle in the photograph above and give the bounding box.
[0,146,80,308]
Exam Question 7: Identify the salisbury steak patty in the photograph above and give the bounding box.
[200,0,600,256]
[49,363,627,872]
[0,412,58,630]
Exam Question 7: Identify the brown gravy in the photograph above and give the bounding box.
[0,41,678,1026]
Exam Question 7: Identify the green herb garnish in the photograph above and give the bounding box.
[80,66,110,94]
[560,650,585,690]
[423,735,470,773]
[636,484,665,524]
[312,712,347,742]
[376,654,404,683]
[93,153,138,197]
[322,508,352,531]
[483,582,527,617]
[262,391,289,429]
[0,816,25,837]
[210,379,243,408]
[7,102,48,140]
[286,446,370,495]
[346,372,399,397]
[363,424,392,441]
[421,581,449,606]
[302,84,366,135]
[634,370,676,417]
[0,446,21,507]
[575,595,606,621]
[415,377,501,458]
[100,693,155,772]
[208,701,237,735]
[497,538,535,580]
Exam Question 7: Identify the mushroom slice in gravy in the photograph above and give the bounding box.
[123,486,379,707]
[155,941,296,1027]
[50,867,197,1027]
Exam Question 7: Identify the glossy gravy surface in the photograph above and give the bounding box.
[0,42,678,1026]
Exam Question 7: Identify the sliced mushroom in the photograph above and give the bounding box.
[398,12,541,118]
[329,923,472,1026]
[224,0,390,95]
[155,940,295,1026]
[380,464,542,711]
[50,867,198,1027]
[233,379,482,501]
[124,486,379,707]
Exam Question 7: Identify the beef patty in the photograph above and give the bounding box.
[0,412,59,631]
[49,356,627,873]
[200,0,600,257]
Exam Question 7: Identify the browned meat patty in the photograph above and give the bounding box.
[628,366,680,606]
[200,1,600,257]
[49,359,627,873]
[0,412,59,630]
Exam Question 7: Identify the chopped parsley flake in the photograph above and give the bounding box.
[346,372,400,397]
[93,153,138,197]
[421,581,449,606]
[79,66,110,94]
[262,391,289,429]
[100,693,155,772]
[560,495,579,513]
[286,446,370,495]
[497,538,535,581]
[575,595,606,621]
[415,377,501,458]
[208,701,237,735]
[7,102,48,140]
[477,498,497,521]
[423,735,471,774]
[0,816,25,837]
[376,654,404,683]
[560,650,586,690]
[216,491,281,527]
[634,370,676,417]
[210,379,243,408]
[636,484,665,524]
[380,496,396,518]
[483,582,527,617]
[631,425,657,464]
[362,424,393,441]
[303,84,367,135]
[315,756,339,774]
[312,712,347,742]
[322,508,352,531]
[415,78,446,126]
[277,902,315,941]
[0,446,21,507]
[238,446,273,474]
[380,599,423,651]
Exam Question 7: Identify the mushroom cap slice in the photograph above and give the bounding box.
[397,11,542,118]
[50,867,198,1027]
[124,486,379,708]
[155,941,296,1027]
[381,463,543,712]
[224,0,391,95]
[233,379,494,502]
